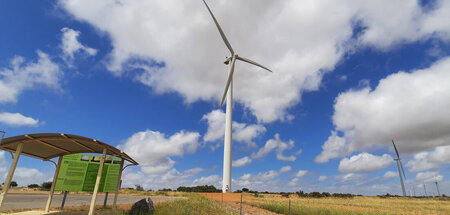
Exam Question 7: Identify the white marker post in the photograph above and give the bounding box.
[45,156,63,213]
[88,148,107,215]
[0,142,24,208]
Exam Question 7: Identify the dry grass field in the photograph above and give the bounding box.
[201,193,450,215]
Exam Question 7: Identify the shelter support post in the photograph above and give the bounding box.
[45,156,63,213]
[88,148,107,215]
[113,159,125,210]
[0,142,24,209]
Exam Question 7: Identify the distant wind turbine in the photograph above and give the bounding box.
[435,178,441,196]
[392,140,407,196]
[202,0,272,193]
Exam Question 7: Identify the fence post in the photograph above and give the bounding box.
[240,192,243,215]
[289,198,291,215]
[60,191,68,209]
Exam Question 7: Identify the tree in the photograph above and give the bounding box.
[41,182,52,190]
[10,181,18,188]
[28,184,40,188]
[135,184,144,191]
[242,188,249,192]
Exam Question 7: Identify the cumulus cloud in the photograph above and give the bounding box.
[295,170,308,178]
[0,153,50,187]
[338,173,365,182]
[119,129,200,175]
[232,156,252,167]
[406,146,450,172]
[0,112,39,126]
[61,27,97,62]
[58,0,450,123]
[317,57,450,162]
[0,51,62,104]
[318,176,328,181]
[415,171,443,183]
[192,175,221,187]
[252,133,297,162]
[236,166,291,188]
[384,171,398,178]
[338,153,393,173]
[202,109,266,148]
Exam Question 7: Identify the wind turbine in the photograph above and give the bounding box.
[392,140,407,196]
[202,0,272,193]
[434,178,441,196]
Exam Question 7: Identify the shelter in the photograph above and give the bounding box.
[0,133,138,215]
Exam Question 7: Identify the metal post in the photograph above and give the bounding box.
[239,192,242,215]
[0,142,24,208]
[289,199,291,215]
[45,156,63,213]
[88,148,107,215]
[113,159,124,210]
[103,192,108,208]
[423,182,427,196]
[60,191,68,209]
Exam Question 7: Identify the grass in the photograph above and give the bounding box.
[50,192,235,215]
[153,193,236,215]
[246,196,450,215]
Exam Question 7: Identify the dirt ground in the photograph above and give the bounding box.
[200,193,280,215]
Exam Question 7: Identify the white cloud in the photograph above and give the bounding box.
[232,156,252,167]
[338,153,393,173]
[0,51,62,104]
[12,167,49,187]
[280,166,292,173]
[317,57,450,162]
[318,176,328,181]
[119,129,200,175]
[383,171,398,178]
[61,27,97,62]
[406,145,450,172]
[252,133,297,162]
[0,112,39,126]
[59,0,450,123]
[295,170,308,178]
[338,173,365,182]
[415,171,443,183]
[192,175,221,187]
[202,109,266,148]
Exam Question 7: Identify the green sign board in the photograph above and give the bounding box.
[55,154,122,192]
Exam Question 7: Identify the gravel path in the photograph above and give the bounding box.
[0,193,182,211]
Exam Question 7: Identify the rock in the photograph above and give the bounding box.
[129,197,154,215]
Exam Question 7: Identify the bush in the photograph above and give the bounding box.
[28,184,40,188]
[10,181,18,188]
[176,185,221,193]
[41,182,52,190]
[135,184,144,191]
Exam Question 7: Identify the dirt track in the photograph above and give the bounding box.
[200,193,280,215]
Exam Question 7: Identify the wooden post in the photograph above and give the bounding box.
[88,148,107,215]
[0,143,24,208]
[45,156,63,213]
[289,199,291,215]
[112,159,124,210]
[240,192,243,215]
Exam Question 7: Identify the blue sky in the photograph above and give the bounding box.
[1,0,449,196]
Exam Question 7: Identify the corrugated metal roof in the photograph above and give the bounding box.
[0,133,138,165]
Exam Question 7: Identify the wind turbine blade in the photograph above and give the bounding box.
[220,56,237,107]
[236,56,272,72]
[399,159,407,179]
[202,0,234,55]
[392,140,400,159]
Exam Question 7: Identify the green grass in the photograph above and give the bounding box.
[153,193,236,215]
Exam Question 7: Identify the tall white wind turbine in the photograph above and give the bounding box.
[202,0,272,193]
[392,140,407,196]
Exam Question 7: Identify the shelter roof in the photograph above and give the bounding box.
[0,133,138,165]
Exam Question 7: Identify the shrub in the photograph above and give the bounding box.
[28,184,40,188]
[10,181,18,188]
[41,182,52,190]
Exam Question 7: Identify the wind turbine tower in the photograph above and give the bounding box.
[435,179,441,196]
[202,0,272,193]
[392,140,407,196]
